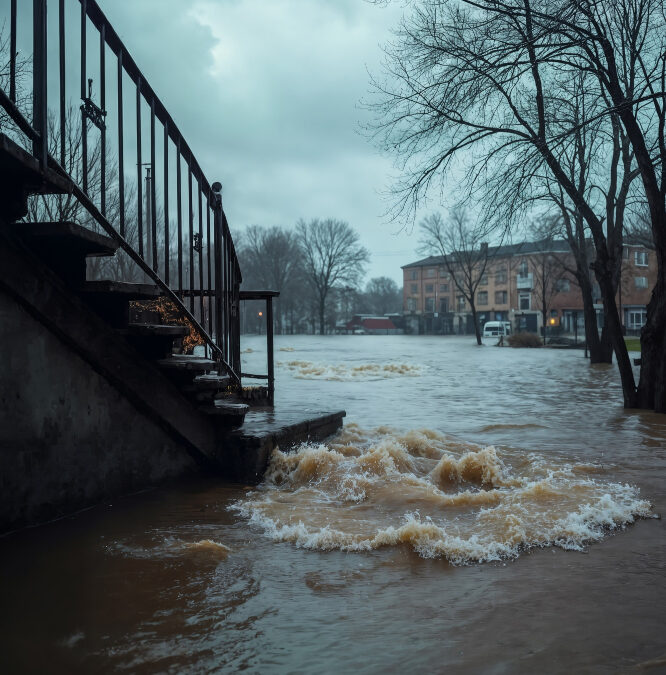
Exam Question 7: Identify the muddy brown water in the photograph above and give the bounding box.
[2,335,665,673]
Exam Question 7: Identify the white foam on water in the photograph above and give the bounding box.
[277,360,422,381]
[232,424,654,564]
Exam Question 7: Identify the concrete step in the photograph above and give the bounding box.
[181,373,233,403]
[13,221,118,287]
[0,133,74,221]
[199,400,249,428]
[156,355,218,386]
[156,355,217,372]
[79,280,162,327]
[118,324,190,359]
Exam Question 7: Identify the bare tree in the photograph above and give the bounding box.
[420,209,496,345]
[237,225,304,334]
[371,0,666,409]
[362,276,402,316]
[296,218,369,335]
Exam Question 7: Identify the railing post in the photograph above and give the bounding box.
[32,0,48,169]
[232,276,241,376]
[212,182,224,365]
[266,296,274,404]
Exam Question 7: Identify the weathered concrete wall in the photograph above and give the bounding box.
[0,289,197,531]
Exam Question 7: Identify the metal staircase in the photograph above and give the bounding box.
[0,0,278,428]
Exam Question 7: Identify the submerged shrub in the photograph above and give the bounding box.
[507,332,542,348]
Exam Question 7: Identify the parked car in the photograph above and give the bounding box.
[483,321,511,338]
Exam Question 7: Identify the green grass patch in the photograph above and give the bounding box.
[624,336,641,352]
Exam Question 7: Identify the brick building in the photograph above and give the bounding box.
[402,239,656,336]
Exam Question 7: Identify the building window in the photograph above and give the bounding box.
[427,268,436,278]
[635,276,648,289]
[477,291,488,305]
[495,268,507,283]
[627,309,647,329]
[439,268,449,279]
[495,290,507,304]
[407,298,416,311]
[622,247,630,260]
[519,292,531,310]
[410,270,418,280]
[519,260,529,277]
[457,295,466,310]
[425,283,434,293]
[635,251,648,266]
[440,297,449,313]
[479,273,488,286]
[555,278,570,292]
[411,283,418,294]
[425,297,435,312]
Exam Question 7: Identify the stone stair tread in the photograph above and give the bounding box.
[200,400,249,416]
[156,355,217,372]
[81,280,161,298]
[183,373,232,390]
[122,324,190,337]
[0,132,73,195]
[15,220,118,257]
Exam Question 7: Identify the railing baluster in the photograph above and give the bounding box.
[32,0,48,170]
[117,49,125,237]
[266,296,274,403]
[198,185,204,325]
[150,98,157,272]
[177,140,183,295]
[9,0,16,103]
[59,0,66,169]
[206,201,212,337]
[99,24,106,217]
[212,182,223,355]
[100,23,106,217]
[188,163,194,314]
[81,0,88,189]
[136,76,143,257]
[164,122,169,285]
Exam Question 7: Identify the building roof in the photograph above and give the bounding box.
[401,238,573,269]
[362,318,396,330]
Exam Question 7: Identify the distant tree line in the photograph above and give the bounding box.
[236,220,402,335]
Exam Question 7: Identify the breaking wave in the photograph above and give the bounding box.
[278,360,422,380]
[232,425,653,564]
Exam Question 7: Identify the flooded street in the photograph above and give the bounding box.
[2,335,666,673]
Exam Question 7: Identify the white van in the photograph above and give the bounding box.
[483,321,511,338]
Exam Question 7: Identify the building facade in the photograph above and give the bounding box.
[402,239,656,337]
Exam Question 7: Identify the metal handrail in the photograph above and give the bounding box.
[239,290,279,404]
[2,0,244,382]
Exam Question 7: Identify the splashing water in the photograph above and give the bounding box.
[233,424,653,564]
[278,360,422,380]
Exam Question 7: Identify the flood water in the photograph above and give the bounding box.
[2,335,666,673]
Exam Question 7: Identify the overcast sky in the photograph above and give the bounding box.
[96,0,421,286]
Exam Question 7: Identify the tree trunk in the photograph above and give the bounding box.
[318,296,326,335]
[596,269,637,407]
[541,308,547,345]
[636,268,666,412]
[470,303,482,345]
[598,321,614,363]
[578,272,608,364]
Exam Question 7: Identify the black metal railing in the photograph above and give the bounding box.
[1,0,243,382]
[239,290,279,404]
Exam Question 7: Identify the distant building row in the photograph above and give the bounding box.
[401,239,656,336]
